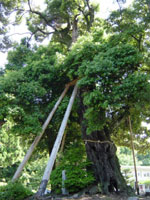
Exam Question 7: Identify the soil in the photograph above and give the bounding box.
[26,194,150,200]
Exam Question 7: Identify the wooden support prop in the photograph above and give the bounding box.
[12,85,71,182]
[36,83,78,196]
[60,131,67,153]
[66,79,78,87]
[128,116,139,195]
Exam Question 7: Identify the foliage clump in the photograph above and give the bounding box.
[0,182,33,200]
[50,142,95,194]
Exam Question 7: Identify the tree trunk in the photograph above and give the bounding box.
[84,131,127,194]
[72,15,78,43]
[78,90,133,195]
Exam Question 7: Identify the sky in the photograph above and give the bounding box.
[0,0,133,68]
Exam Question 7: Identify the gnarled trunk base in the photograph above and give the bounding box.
[84,131,133,195]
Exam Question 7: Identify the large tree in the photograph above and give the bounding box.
[1,34,150,195]
[1,0,150,196]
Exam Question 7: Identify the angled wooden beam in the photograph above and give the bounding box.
[36,83,78,196]
[128,116,139,195]
[12,85,70,182]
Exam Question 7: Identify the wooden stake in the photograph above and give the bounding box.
[12,85,70,182]
[36,84,78,196]
[128,116,139,195]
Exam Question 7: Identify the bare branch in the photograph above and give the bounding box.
[26,31,36,45]
[116,0,122,10]
[27,0,56,31]
[131,34,141,43]
[7,32,32,37]
[36,27,54,35]
[85,0,90,10]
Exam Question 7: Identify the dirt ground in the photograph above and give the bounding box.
[58,194,150,200]
[29,194,150,200]
[68,194,150,200]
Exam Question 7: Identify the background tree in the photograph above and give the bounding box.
[105,0,150,153]
[107,0,150,53]
[0,0,27,51]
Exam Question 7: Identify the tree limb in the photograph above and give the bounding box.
[27,0,56,31]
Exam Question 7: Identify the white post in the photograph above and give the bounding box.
[36,84,78,196]
[62,170,69,195]
[12,85,70,182]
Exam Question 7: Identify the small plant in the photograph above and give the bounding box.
[0,181,33,200]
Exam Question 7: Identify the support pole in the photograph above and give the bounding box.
[12,85,70,182]
[60,131,67,153]
[128,116,139,195]
[36,84,78,196]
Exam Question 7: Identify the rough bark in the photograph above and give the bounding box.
[78,90,133,195]
[72,15,79,43]
[84,131,127,194]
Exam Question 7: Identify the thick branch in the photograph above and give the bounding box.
[27,0,56,31]
[78,0,94,32]
[131,34,143,51]
[36,27,54,35]
[85,0,90,10]
[7,32,31,37]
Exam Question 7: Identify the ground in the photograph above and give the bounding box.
[26,194,150,200]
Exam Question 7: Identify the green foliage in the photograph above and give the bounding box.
[5,39,33,71]
[121,168,133,185]
[0,165,18,183]
[50,142,95,194]
[0,118,50,190]
[117,146,150,167]
[19,154,50,191]
[71,38,150,134]
[0,182,33,200]
[137,153,150,166]
[106,0,150,62]
[139,180,150,185]
[117,146,143,166]
[0,42,67,138]
[63,35,100,79]
[0,122,24,168]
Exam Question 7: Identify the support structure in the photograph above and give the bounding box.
[36,84,78,196]
[128,116,139,195]
[12,85,70,182]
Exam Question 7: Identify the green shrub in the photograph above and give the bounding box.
[0,182,33,200]
[50,142,95,194]
[139,180,150,185]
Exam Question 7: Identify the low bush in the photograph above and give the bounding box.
[50,142,95,194]
[0,182,33,200]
